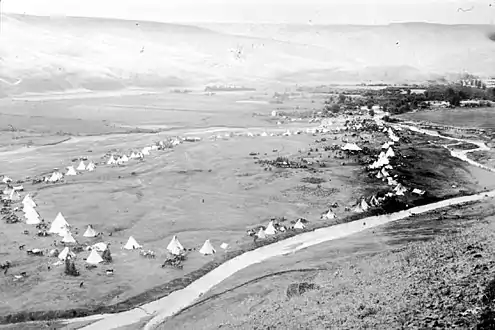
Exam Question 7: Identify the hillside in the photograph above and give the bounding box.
[1,14,495,97]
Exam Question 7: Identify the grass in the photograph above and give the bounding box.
[159,202,495,330]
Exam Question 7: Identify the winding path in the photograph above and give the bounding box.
[50,121,493,330]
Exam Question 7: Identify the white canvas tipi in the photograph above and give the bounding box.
[361,199,370,212]
[83,225,97,238]
[322,209,337,220]
[124,236,142,250]
[76,161,86,171]
[66,166,77,176]
[107,155,117,165]
[120,155,129,162]
[9,190,20,201]
[86,161,96,171]
[220,243,229,250]
[293,219,306,229]
[58,247,75,261]
[62,231,76,244]
[385,147,395,158]
[265,221,277,235]
[199,239,216,255]
[25,209,41,225]
[167,236,185,255]
[86,249,104,265]
[22,194,36,208]
[49,212,70,236]
[142,147,151,156]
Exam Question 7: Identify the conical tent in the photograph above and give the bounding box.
[86,162,96,171]
[142,147,151,156]
[24,206,39,218]
[107,155,116,165]
[83,225,97,238]
[86,249,104,264]
[265,221,277,235]
[385,147,395,158]
[76,161,86,171]
[9,190,20,201]
[294,219,305,229]
[66,166,77,176]
[26,212,41,225]
[58,247,75,261]
[130,152,138,159]
[167,236,185,255]
[256,228,266,239]
[199,239,216,255]
[120,155,129,162]
[124,236,142,250]
[260,132,268,137]
[49,212,70,236]
[361,199,370,211]
[370,195,380,207]
[22,194,37,208]
[322,210,336,219]
[62,231,76,244]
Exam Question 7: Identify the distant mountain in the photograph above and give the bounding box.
[1,14,494,97]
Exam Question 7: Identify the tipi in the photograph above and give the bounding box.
[58,247,75,261]
[22,194,36,208]
[76,161,86,171]
[48,169,63,182]
[86,249,104,265]
[66,166,77,176]
[124,236,142,250]
[199,239,216,255]
[25,210,41,225]
[142,147,151,156]
[83,225,97,238]
[62,231,77,244]
[256,228,266,239]
[322,209,337,220]
[385,147,395,158]
[265,221,277,235]
[9,190,21,201]
[293,219,306,229]
[167,235,185,255]
[361,199,370,212]
[49,212,70,236]
[260,132,268,137]
[120,155,129,162]
[86,161,96,172]
[107,155,117,165]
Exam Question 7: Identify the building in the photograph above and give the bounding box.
[484,78,495,88]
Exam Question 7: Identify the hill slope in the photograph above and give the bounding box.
[1,14,495,97]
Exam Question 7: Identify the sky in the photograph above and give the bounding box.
[2,0,495,24]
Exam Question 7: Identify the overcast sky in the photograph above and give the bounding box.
[3,0,494,24]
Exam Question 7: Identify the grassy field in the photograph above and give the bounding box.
[399,107,495,130]
[158,199,495,330]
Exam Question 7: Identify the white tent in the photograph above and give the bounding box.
[24,205,39,217]
[83,225,98,238]
[25,211,41,225]
[58,247,75,261]
[256,228,266,239]
[86,249,104,265]
[412,188,425,195]
[87,242,107,252]
[220,243,229,250]
[321,210,337,220]
[385,147,395,158]
[65,166,77,176]
[76,161,86,171]
[142,147,151,156]
[130,152,138,159]
[260,132,268,137]
[1,176,12,184]
[48,212,70,236]
[265,221,277,235]
[9,190,21,201]
[199,239,216,255]
[361,199,370,211]
[13,185,23,191]
[120,155,129,162]
[341,143,362,151]
[293,219,306,229]
[48,170,63,183]
[394,183,408,196]
[86,162,96,172]
[381,142,390,149]
[124,236,142,250]
[22,194,36,208]
[167,235,185,255]
[107,155,117,165]
[62,231,76,244]
[370,195,380,207]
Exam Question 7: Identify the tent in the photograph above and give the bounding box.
[124,236,142,250]
[341,143,362,151]
[167,235,185,255]
[22,194,36,208]
[88,242,107,252]
[107,155,117,165]
[83,225,98,238]
[86,162,96,172]
[385,147,395,158]
[48,212,70,236]
[66,166,77,176]
[199,239,216,255]
[265,221,277,235]
[1,176,12,184]
[86,249,104,265]
[142,147,151,156]
[220,243,229,250]
[120,155,129,162]
[394,184,408,196]
[293,219,306,229]
[58,247,75,261]
[48,170,63,182]
[9,190,21,201]
[321,210,336,220]
[130,152,138,159]
[256,228,266,239]
[76,161,86,171]
[62,231,77,244]
[370,195,380,207]
[25,211,41,225]
[260,132,268,137]
[361,199,370,212]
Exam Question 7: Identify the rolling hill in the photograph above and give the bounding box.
[0,13,495,97]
